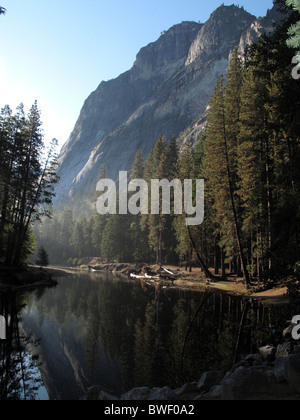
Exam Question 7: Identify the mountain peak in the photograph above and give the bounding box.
[55,4,283,215]
[211,3,254,16]
[133,21,201,76]
[186,4,256,66]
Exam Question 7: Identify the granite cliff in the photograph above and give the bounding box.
[55,4,283,215]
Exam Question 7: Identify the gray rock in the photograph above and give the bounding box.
[84,385,102,401]
[274,357,289,383]
[251,367,274,394]
[221,366,271,400]
[197,371,223,393]
[147,386,177,401]
[121,387,152,400]
[205,385,222,399]
[98,391,119,401]
[286,354,300,393]
[232,360,250,370]
[245,354,264,365]
[292,345,300,355]
[175,382,198,397]
[221,366,253,400]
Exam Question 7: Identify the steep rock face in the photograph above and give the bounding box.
[186,6,255,66]
[55,5,278,215]
[238,6,285,56]
[177,5,285,149]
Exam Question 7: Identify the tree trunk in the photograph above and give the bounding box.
[187,226,215,280]
[214,236,220,275]
[222,129,251,286]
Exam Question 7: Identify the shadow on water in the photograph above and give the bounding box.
[0,271,296,400]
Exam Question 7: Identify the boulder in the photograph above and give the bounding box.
[98,391,119,401]
[147,387,177,401]
[221,366,253,400]
[221,366,271,400]
[197,371,223,393]
[205,385,222,399]
[175,383,198,397]
[286,354,300,393]
[84,385,102,401]
[292,345,300,355]
[121,387,152,400]
[274,357,289,383]
[245,354,265,366]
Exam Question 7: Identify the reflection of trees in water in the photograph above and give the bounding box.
[132,291,274,391]
[0,293,43,400]
[11,274,276,397]
[75,277,274,392]
[84,293,102,381]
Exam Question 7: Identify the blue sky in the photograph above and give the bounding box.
[0,0,274,150]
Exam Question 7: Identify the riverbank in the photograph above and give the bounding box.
[0,266,60,293]
[82,261,290,305]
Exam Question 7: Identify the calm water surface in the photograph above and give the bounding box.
[0,271,283,400]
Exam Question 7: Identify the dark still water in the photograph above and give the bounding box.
[0,272,282,400]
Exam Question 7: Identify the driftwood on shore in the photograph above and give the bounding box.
[87,263,178,283]
[130,267,177,282]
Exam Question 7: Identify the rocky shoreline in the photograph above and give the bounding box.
[84,323,300,401]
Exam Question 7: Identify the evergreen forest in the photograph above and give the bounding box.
[33,1,300,286]
[0,0,299,288]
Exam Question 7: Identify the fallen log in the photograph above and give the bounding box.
[130,273,160,280]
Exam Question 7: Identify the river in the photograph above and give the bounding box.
[0,271,281,400]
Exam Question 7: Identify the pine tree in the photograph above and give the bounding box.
[194,134,220,275]
[144,136,169,266]
[129,150,149,261]
[130,149,144,180]
[224,49,250,281]
[238,62,269,279]
[36,246,49,268]
[203,72,250,285]
[0,102,58,267]
[174,140,195,267]
[286,0,300,60]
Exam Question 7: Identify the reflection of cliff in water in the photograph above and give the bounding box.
[22,279,120,400]
[0,292,47,400]
[14,273,278,400]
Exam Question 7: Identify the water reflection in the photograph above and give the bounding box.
[0,272,280,400]
[0,292,47,400]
